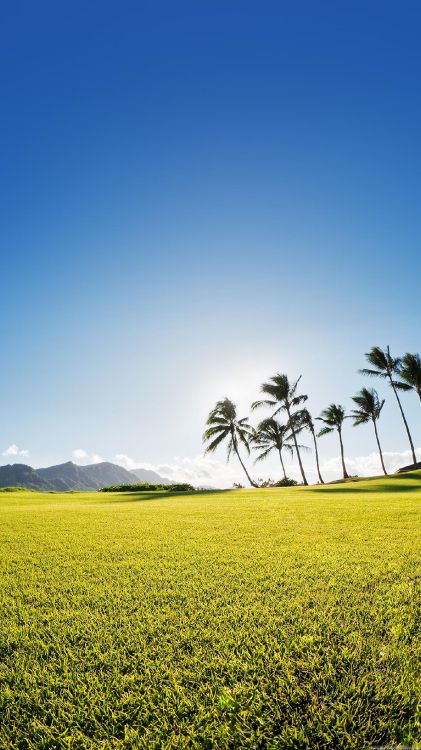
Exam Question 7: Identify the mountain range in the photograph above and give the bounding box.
[0,461,171,492]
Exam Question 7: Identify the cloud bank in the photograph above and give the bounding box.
[2,444,29,458]
[112,446,421,487]
[114,452,240,487]
[321,447,421,477]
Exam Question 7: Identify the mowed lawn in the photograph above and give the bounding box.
[0,475,419,749]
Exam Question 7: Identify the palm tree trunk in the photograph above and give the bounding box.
[338,429,349,479]
[278,448,287,480]
[287,407,308,485]
[389,376,417,466]
[373,418,387,476]
[233,443,257,487]
[311,430,324,484]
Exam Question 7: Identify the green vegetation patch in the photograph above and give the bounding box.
[0,486,29,492]
[101,482,196,493]
[0,473,419,749]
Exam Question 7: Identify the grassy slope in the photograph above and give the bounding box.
[0,474,419,749]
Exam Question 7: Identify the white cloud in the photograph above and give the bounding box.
[72,449,103,465]
[2,444,29,458]
[114,453,140,471]
[320,446,421,478]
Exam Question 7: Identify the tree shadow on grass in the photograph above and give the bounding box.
[97,489,232,505]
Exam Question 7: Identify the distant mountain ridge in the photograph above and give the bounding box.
[0,463,56,491]
[0,461,170,492]
[130,468,171,485]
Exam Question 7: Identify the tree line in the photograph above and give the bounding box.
[203,346,421,487]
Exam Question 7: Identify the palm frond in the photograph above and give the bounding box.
[358,368,388,378]
[202,425,227,442]
[204,429,230,453]
[253,446,274,464]
[351,411,370,426]
[398,352,421,393]
[351,387,385,425]
[205,415,226,427]
[391,380,412,392]
[296,408,314,433]
[296,443,311,453]
[361,346,401,377]
[318,426,334,437]
[254,372,307,414]
[291,394,308,407]
[251,399,277,411]
[317,403,348,429]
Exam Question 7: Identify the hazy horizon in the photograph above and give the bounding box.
[2,433,421,489]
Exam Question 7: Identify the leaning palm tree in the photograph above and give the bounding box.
[203,398,257,487]
[351,387,387,475]
[297,409,324,484]
[359,346,417,466]
[252,373,308,485]
[317,404,350,479]
[397,352,421,403]
[253,417,298,480]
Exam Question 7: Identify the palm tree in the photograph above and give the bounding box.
[317,404,350,479]
[203,398,257,487]
[359,346,417,466]
[298,409,324,484]
[397,352,421,403]
[351,388,387,476]
[252,374,308,485]
[253,417,297,480]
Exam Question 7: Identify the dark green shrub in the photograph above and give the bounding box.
[255,477,298,488]
[272,477,298,487]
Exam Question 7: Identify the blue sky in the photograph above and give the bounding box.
[1,1,420,485]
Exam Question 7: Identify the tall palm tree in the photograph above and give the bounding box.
[397,352,421,403]
[203,398,257,487]
[253,417,298,480]
[359,346,417,466]
[317,404,350,479]
[351,387,387,476]
[252,373,308,485]
[298,409,324,484]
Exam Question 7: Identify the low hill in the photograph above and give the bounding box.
[0,463,55,491]
[396,461,421,473]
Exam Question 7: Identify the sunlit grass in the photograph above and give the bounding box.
[0,473,419,748]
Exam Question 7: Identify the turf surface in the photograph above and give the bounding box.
[0,473,420,749]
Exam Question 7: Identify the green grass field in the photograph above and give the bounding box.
[0,474,420,749]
